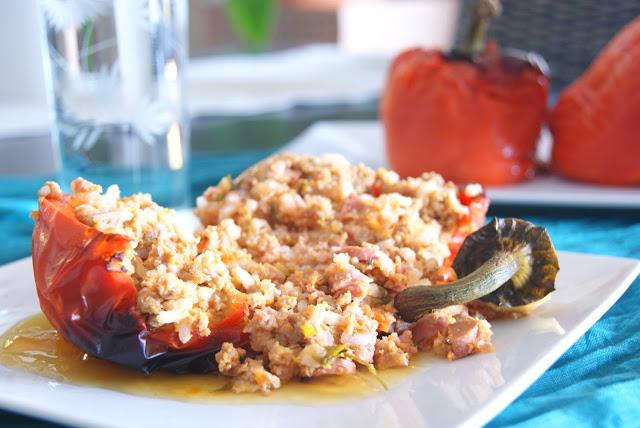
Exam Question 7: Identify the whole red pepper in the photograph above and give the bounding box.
[32,195,247,374]
[550,16,640,186]
[381,0,549,186]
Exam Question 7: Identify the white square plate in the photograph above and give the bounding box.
[1,252,638,428]
[285,121,640,208]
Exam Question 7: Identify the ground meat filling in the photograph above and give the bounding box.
[411,306,494,360]
[46,153,493,393]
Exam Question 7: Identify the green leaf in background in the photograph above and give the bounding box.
[224,0,279,51]
[81,22,94,71]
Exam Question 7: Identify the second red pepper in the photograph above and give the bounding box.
[382,0,549,186]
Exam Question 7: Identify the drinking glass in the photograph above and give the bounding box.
[39,0,189,206]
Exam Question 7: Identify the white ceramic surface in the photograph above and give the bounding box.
[286,121,640,208]
[1,251,638,428]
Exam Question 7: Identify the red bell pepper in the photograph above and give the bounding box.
[450,191,490,258]
[550,16,640,186]
[32,195,246,374]
[434,191,489,284]
[381,0,549,186]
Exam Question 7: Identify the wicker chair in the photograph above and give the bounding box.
[457,0,640,89]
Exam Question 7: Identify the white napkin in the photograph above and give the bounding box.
[0,104,51,139]
[188,44,390,116]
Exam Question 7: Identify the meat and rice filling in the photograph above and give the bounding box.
[39,153,493,393]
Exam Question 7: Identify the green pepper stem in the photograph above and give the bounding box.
[394,251,519,322]
[458,0,502,56]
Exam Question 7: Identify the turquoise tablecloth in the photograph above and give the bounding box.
[1,157,639,428]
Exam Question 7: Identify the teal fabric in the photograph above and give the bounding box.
[1,159,639,427]
[0,177,49,266]
[486,213,640,428]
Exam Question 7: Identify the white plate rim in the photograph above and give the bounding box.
[0,252,638,428]
[285,121,640,209]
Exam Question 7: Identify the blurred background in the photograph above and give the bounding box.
[0,0,638,195]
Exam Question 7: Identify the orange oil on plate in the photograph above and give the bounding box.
[0,313,424,404]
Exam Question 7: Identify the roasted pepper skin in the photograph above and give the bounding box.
[32,196,246,374]
[381,44,549,186]
[550,17,640,186]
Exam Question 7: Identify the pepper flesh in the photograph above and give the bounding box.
[32,196,246,374]
[449,191,489,261]
[437,191,489,284]
[550,16,640,186]
[381,44,549,185]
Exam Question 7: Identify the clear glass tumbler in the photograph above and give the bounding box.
[39,0,189,207]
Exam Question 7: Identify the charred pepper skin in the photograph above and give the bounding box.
[32,196,247,374]
[550,16,640,186]
[381,44,549,186]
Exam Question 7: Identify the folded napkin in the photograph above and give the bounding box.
[189,44,388,116]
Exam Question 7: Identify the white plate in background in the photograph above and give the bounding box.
[0,249,639,428]
[286,121,640,208]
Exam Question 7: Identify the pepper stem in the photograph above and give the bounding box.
[458,0,502,56]
[394,251,519,322]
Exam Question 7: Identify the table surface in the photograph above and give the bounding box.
[1,104,639,428]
